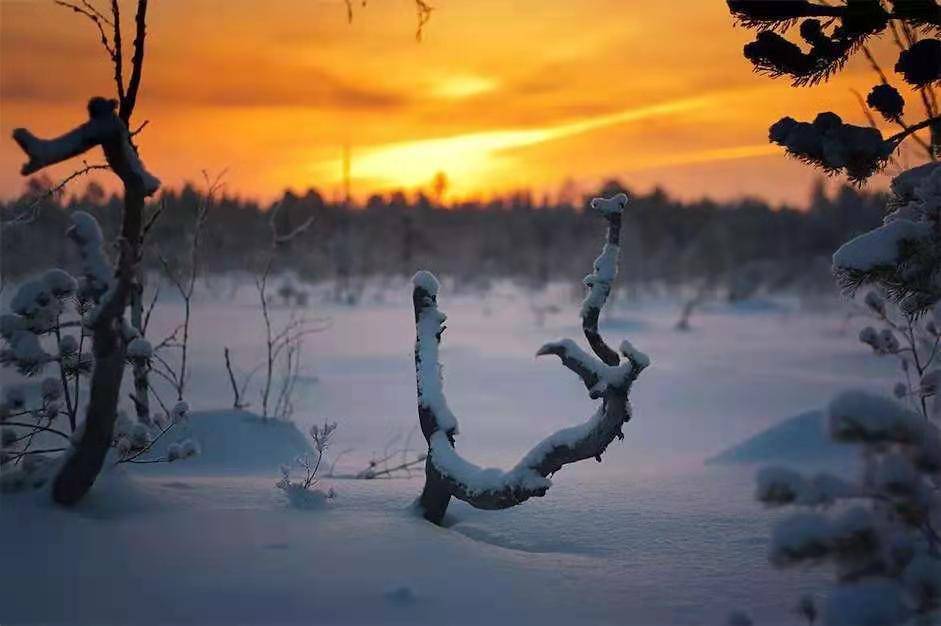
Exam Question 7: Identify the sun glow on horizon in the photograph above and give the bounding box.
[310,94,724,194]
[0,0,903,204]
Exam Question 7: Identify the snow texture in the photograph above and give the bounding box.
[10,279,52,317]
[708,410,852,466]
[414,275,459,436]
[67,211,114,318]
[769,511,832,565]
[589,192,628,216]
[126,337,153,359]
[831,219,932,271]
[41,269,78,297]
[580,194,627,319]
[429,430,551,496]
[827,390,923,444]
[139,410,313,474]
[823,580,906,626]
[411,270,440,297]
[1,281,918,626]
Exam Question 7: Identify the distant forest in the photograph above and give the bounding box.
[1,178,885,301]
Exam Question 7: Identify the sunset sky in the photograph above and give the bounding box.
[0,0,925,205]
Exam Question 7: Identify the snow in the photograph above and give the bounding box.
[754,466,854,507]
[41,268,78,297]
[769,512,832,565]
[414,278,460,436]
[581,242,620,317]
[890,161,940,201]
[58,334,78,354]
[429,429,551,495]
[10,279,51,316]
[0,279,907,625]
[827,390,923,444]
[8,329,51,365]
[823,580,906,626]
[579,194,626,318]
[411,270,440,296]
[589,192,628,216]
[67,211,113,301]
[707,410,853,466]
[619,338,650,370]
[40,376,61,399]
[831,219,933,271]
[126,337,153,359]
[139,409,313,474]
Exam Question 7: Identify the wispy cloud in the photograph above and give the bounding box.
[312,94,720,189]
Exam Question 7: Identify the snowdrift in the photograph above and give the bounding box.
[144,409,313,474]
[706,410,853,466]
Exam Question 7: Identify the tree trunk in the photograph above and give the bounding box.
[418,463,452,524]
[52,184,145,504]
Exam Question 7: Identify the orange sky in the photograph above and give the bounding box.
[0,0,926,205]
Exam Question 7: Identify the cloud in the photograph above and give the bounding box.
[309,93,720,190]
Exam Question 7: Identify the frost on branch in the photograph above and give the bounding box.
[411,192,648,524]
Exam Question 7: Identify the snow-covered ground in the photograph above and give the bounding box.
[1,279,897,625]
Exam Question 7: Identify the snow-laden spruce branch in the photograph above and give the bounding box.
[411,193,649,524]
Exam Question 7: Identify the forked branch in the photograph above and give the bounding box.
[411,193,648,524]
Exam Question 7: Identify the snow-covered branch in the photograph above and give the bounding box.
[12,97,159,196]
[411,193,648,523]
[581,193,628,366]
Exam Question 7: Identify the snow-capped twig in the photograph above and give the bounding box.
[580,193,629,366]
[411,193,648,524]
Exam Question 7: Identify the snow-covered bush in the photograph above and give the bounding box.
[744,165,941,626]
[755,391,940,625]
[0,213,196,492]
[725,5,941,620]
[276,420,337,508]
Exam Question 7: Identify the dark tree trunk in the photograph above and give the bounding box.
[51,182,145,504]
[13,95,157,505]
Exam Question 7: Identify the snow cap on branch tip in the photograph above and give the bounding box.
[619,339,650,369]
[10,280,52,316]
[412,270,440,297]
[828,390,922,444]
[68,211,105,245]
[590,192,628,216]
[41,269,78,297]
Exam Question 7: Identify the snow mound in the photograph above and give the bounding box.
[143,410,314,475]
[706,411,853,466]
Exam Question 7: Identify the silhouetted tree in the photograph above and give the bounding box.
[729,0,939,182]
[9,0,159,505]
